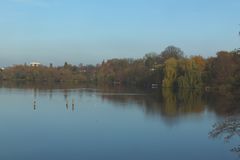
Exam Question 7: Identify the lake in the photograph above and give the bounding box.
[0,84,239,160]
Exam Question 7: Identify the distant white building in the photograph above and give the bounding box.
[30,62,41,67]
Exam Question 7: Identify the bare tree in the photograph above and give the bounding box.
[160,46,184,62]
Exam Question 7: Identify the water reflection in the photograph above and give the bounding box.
[0,80,92,90]
[98,88,206,121]
[33,88,37,110]
[209,117,240,157]
[162,88,204,116]
[206,92,240,116]
[1,82,240,159]
[3,81,239,118]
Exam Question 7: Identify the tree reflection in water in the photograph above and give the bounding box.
[99,88,206,124]
[209,117,240,156]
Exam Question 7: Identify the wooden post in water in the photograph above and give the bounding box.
[33,100,36,110]
[66,99,69,110]
[72,98,75,111]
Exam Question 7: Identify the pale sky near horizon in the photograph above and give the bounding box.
[0,0,239,66]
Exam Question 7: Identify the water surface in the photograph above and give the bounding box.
[0,85,239,160]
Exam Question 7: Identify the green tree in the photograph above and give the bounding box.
[162,57,178,88]
[177,59,202,88]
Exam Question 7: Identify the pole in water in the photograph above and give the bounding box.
[72,98,75,111]
[66,99,69,110]
[33,100,36,110]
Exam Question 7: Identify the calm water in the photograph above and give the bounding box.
[0,85,240,160]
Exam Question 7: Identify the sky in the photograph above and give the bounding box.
[0,0,239,66]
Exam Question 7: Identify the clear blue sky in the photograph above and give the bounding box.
[0,0,239,66]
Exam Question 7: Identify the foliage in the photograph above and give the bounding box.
[2,64,90,83]
[204,51,240,90]
[162,58,178,88]
[1,46,240,91]
[177,58,203,88]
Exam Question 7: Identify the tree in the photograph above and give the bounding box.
[162,57,178,88]
[160,46,184,62]
[177,59,202,88]
[205,51,236,89]
[144,52,159,68]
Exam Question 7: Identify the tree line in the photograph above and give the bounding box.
[0,45,240,91]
